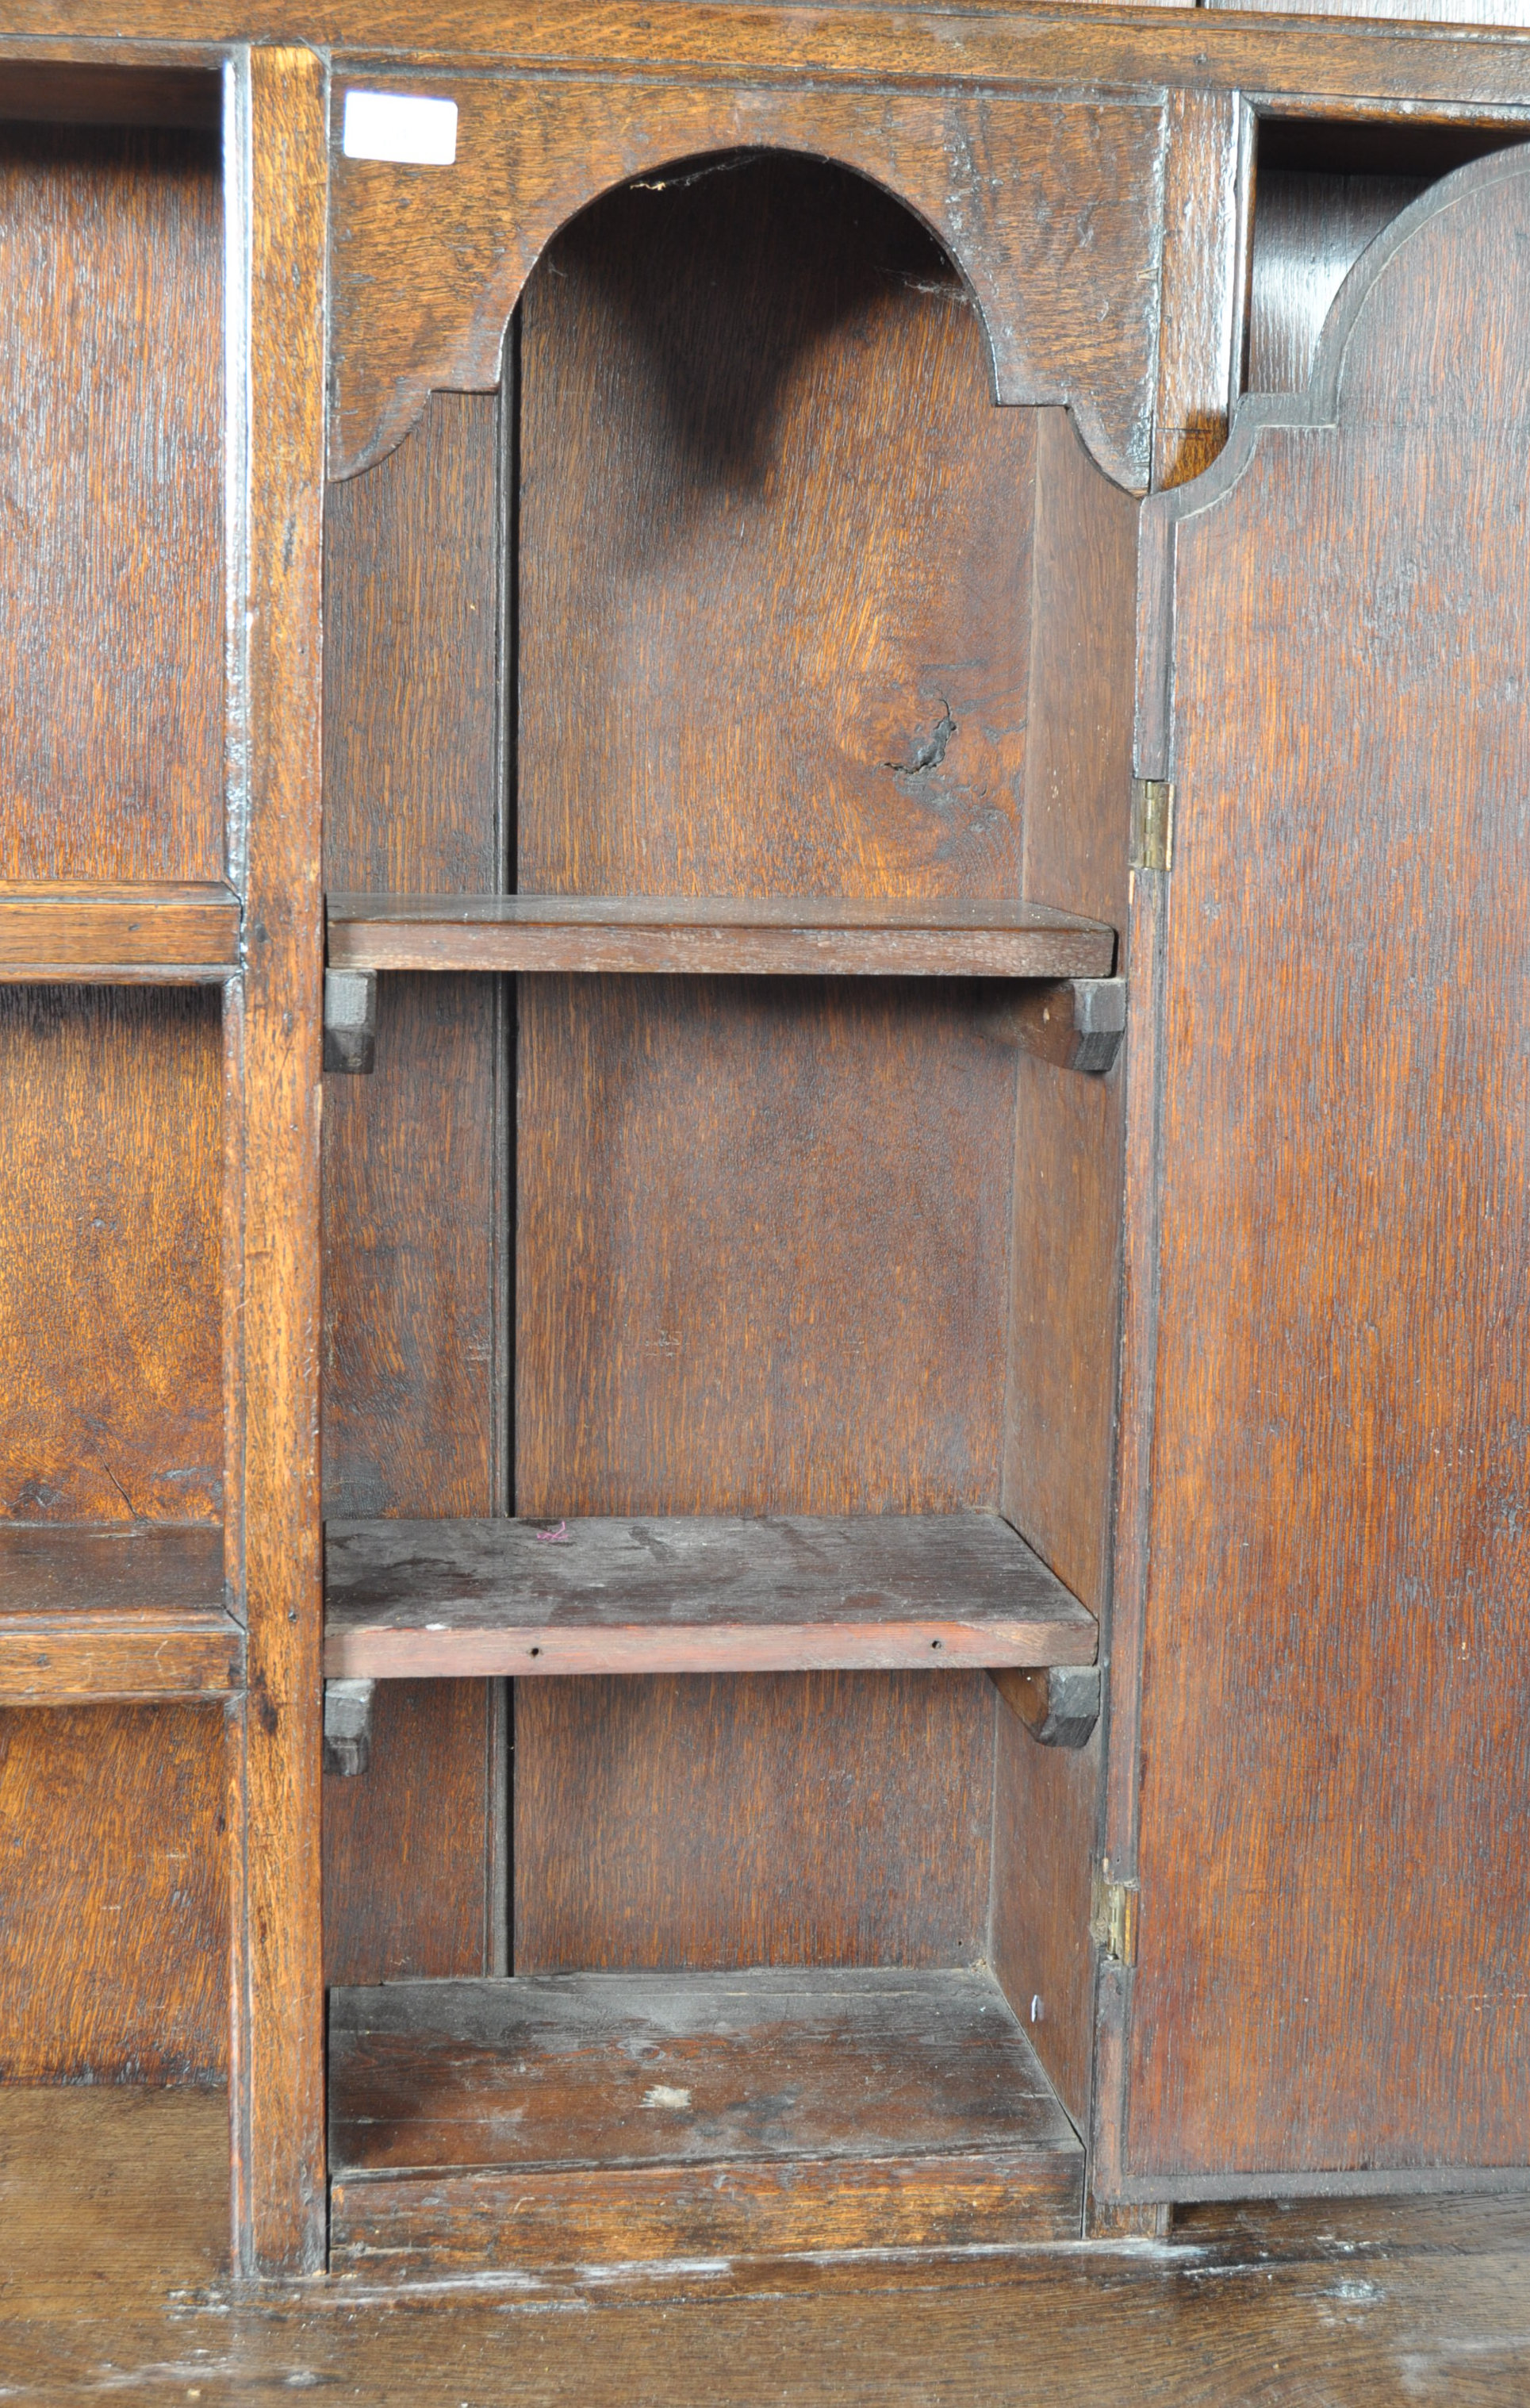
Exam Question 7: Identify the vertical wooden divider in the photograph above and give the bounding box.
[224,43,328,2278]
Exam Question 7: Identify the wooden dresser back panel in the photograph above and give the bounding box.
[517,153,1035,902]
[0,986,222,1527]
[0,982,225,2081]
[321,394,506,1984]
[1126,152,1530,2179]
[512,156,1034,1968]
[0,125,223,882]
[0,1702,228,2083]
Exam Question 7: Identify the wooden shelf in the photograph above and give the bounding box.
[0,1526,241,1704]
[0,883,240,982]
[328,1965,1085,2277]
[326,893,1115,980]
[324,1511,1096,1680]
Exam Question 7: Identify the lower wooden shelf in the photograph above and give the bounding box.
[323,1511,1097,1678]
[328,1966,1085,2278]
[0,1525,240,1704]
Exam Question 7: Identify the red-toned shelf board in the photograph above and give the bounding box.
[325,892,1115,980]
[323,1511,1097,1680]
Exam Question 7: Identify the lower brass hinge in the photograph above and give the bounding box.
[1091,1861,1139,1966]
[1130,778,1174,874]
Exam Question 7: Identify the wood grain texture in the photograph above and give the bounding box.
[517,977,1017,1520]
[14,2087,1530,2398]
[995,405,1138,2131]
[0,884,240,978]
[0,1525,239,1704]
[335,88,1165,488]
[324,1512,1097,1676]
[0,121,223,881]
[322,391,501,894]
[323,1680,499,1987]
[328,1968,1083,2272]
[319,368,504,1995]
[225,45,327,2276]
[321,975,498,1519]
[1248,171,1428,396]
[0,986,223,1527]
[515,1672,995,1973]
[1152,90,1247,490]
[0,1704,228,2082]
[1119,149,1530,2186]
[518,154,1041,900]
[330,897,1114,979]
[10,6,1530,111]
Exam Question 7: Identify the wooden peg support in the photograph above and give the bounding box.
[991,1664,1101,1749]
[324,1677,377,1777]
[323,968,377,1073]
[998,979,1125,1076]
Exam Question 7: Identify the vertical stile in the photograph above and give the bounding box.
[224,42,328,2278]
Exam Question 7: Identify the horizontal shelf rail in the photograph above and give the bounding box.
[326,893,1116,981]
[0,883,241,982]
[0,1525,241,1704]
[324,1511,1097,1680]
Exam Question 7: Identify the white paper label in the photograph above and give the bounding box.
[342,90,458,167]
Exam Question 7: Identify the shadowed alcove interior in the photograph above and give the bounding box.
[321,148,1136,2135]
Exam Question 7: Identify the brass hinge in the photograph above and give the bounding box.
[1091,1862,1139,1967]
[1130,778,1174,874]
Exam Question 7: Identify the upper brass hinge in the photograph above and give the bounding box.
[1130,778,1174,874]
[1091,1861,1139,1967]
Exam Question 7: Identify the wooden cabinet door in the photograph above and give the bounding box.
[1104,148,1530,2197]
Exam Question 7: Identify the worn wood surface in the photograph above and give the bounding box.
[0,121,223,882]
[320,387,506,1985]
[0,883,240,979]
[336,90,1165,487]
[331,897,1114,980]
[13,5,1530,110]
[517,981,1018,1522]
[0,986,223,1527]
[12,2087,1530,2395]
[224,45,327,2276]
[1114,148,1530,2189]
[517,154,1041,899]
[323,1679,500,1987]
[323,390,503,895]
[0,1525,239,1703]
[995,405,1138,2133]
[0,1708,228,2082]
[328,1968,1083,2272]
[1152,89,1247,489]
[516,1671,996,1973]
[321,975,499,1517]
[325,1513,1096,1677]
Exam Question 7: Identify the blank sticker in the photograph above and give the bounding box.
[342,90,458,167]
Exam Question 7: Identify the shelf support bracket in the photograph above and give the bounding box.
[995,980,1125,1077]
[323,1677,377,1776]
[991,1664,1100,1748]
[324,968,377,1073]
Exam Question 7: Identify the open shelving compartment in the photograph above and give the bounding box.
[320,146,1139,2277]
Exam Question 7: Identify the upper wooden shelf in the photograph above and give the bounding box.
[0,1525,242,1705]
[324,1511,1097,1680]
[326,894,1116,981]
[0,884,240,982]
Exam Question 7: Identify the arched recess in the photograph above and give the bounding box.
[327,72,1169,488]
